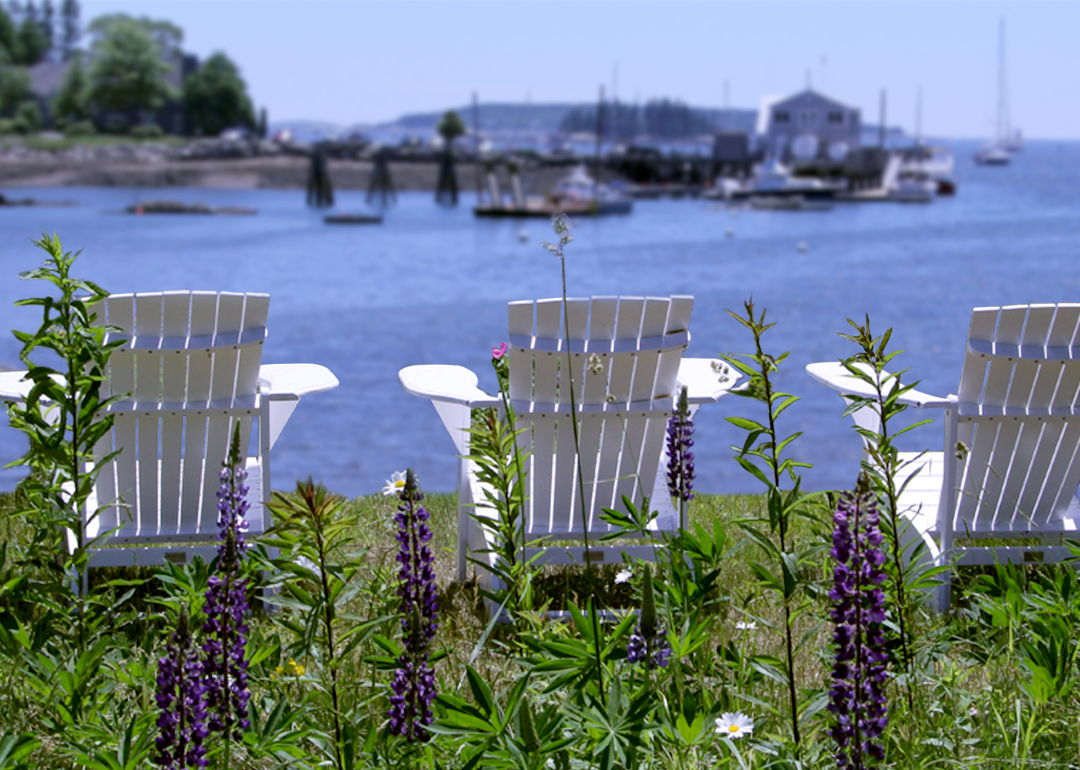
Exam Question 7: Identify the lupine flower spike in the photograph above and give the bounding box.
[388,468,439,742]
[626,565,671,670]
[828,474,889,770]
[155,606,209,769]
[202,424,252,740]
[666,385,695,528]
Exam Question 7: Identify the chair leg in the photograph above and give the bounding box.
[934,573,952,614]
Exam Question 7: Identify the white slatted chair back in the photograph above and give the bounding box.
[505,296,692,539]
[951,303,1080,536]
[89,291,268,544]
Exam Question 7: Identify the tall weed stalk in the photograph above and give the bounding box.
[721,298,822,749]
[4,233,126,646]
[837,317,939,706]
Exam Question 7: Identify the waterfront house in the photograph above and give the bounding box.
[763,89,861,163]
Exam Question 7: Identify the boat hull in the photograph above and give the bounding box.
[474,200,632,218]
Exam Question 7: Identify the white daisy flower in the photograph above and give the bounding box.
[615,569,633,584]
[735,621,757,631]
[715,712,753,739]
[382,470,407,497]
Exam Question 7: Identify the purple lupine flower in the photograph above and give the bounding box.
[828,476,889,769]
[666,386,695,504]
[202,426,252,740]
[156,607,209,769]
[214,426,250,552]
[626,565,671,670]
[626,623,672,669]
[388,469,439,743]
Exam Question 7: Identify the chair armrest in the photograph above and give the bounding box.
[806,361,952,408]
[399,365,500,408]
[0,370,31,403]
[676,358,742,405]
[258,364,339,398]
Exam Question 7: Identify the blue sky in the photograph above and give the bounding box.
[81,1,1078,139]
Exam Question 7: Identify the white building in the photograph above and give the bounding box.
[762,89,861,162]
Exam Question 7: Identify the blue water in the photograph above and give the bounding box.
[2,139,1079,497]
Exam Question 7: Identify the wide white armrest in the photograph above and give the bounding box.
[258,364,339,398]
[677,358,742,404]
[399,365,500,408]
[806,361,952,409]
[0,370,31,403]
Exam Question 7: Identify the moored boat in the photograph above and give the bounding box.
[728,158,845,201]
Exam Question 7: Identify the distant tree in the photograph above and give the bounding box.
[182,51,254,136]
[642,98,712,139]
[0,7,15,60]
[87,13,180,58]
[437,109,465,146]
[40,0,53,58]
[52,50,88,124]
[15,12,46,63]
[0,60,31,115]
[86,13,175,129]
[59,0,78,60]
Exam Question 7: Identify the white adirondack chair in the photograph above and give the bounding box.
[0,291,338,568]
[399,295,738,588]
[807,304,1080,610]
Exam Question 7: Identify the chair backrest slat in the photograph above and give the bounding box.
[507,296,691,537]
[88,291,267,541]
[953,303,1080,534]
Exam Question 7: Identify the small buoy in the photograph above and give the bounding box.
[518,229,529,242]
[797,241,808,253]
[725,228,734,238]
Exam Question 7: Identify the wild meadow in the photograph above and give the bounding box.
[0,226,1079,770]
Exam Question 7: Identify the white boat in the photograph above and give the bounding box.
[890,169,935,203]
[548,164,633,215]
[974,145,1010,166]
[900,145,956,194]
[728,158,845,200]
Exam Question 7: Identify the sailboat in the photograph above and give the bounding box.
[974,19,1013,166]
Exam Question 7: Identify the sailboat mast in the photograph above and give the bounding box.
[594,85,604,201]
[915,86,922,146]
[997,18,1009,145]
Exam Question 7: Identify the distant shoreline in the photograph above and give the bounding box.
[0,154,591,193]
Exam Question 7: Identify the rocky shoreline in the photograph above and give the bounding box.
[0,138,575,192]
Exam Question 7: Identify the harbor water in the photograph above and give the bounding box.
[2,139,1079,498]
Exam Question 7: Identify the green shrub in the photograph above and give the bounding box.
[10,100,42,134]
[63,119,97,137]
[129,123,163,139]
[0,117,16,134]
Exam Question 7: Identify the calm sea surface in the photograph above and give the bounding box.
[2,139,1079,497]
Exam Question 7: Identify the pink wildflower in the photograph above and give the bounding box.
[492,343,508,359]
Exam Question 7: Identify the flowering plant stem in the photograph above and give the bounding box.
[838,317,934,710]
[5,234,125,645]
[263,480,366,770]
[544,213,606,702]
[203,424,253,768]
[721,298,816,750]
[465,348,531,609]
[828,474,889,769]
